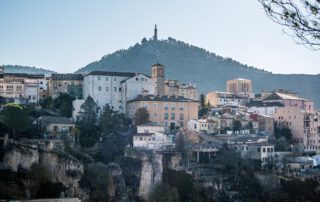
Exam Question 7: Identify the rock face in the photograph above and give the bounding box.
[125,149,163,200]
[1,140,84,196]
[105,163,129,202]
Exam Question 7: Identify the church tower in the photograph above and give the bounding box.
[151,63,165,96]
[153,24,158,41]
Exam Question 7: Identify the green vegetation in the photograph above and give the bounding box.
[198,94,209,118]
[76,96,100,147]
[0,103,31,139]
[133,107,149,126]
[274,126,293,151]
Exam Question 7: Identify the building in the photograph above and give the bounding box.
[83,71,136,110]
[205,91,249,107]
[33,115,75,138]
[132,123,174,150]
[48,73,83,98]
[164,80,198,100]
[272,106,320,152]
[0,67,46,103]
[247,101,284,116]
[226,78,253,98]
[126,95,199,130]
[256,114,274,135]
[235,143,275,162]
[188,119,218,134]
[263,91,314,112]
[152,63,165,96]
[120,73,155,112]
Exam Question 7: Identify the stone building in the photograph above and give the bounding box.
[226,78,253,98]
[48,73,83,98]
[164,79,198,100]
[206,91,249,107]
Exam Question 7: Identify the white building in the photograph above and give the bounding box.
[120,73,155,112]
[83,71,155,112]
[247,101,284,116]
[83,71,136,111]
[188,119,218,134]
[235,143,275,162]
[133,123,174,150]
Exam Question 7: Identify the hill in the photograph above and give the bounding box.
[77,37,319,108]
[2,65,55,76]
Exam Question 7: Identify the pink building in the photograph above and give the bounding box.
[263,92,314,113]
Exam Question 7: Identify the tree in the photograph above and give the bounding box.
[198,94,208,118]
[150,183,180,202]
[53,93,75,117]
[98,104,129,136]
[258,0,320,49]
[0,103,30,139]
[40,96,54,110]
[232,119,242,132]
[133,107,149,126]
[77,96,100,147]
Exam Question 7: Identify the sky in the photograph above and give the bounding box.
[0,0,319,74]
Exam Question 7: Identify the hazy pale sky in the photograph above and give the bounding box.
[0,0,319,74]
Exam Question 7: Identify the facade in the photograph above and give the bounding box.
[126,95,199,130]
[133,123,174,150]
[272,106,320,152]
[235,143,275,162]
[83,71,136,110]
[205,91,249,107]
[120,73,155,112]
[247,101,284,116]
[188,119,218,134]
[0,67,46,103]
[164,80,198,100]
[226,78,253,98]
[33,115,75,138]
[48,74,83,98]
[256,114,274,135]
[151,63,165,96]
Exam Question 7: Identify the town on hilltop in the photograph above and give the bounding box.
[1,56,320,201]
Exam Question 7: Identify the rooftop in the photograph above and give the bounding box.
[37,115,74,125]
[264,92,308,101]
[127,95,199,103]
[84,71,136,78]
[246,101,284,107]
[51,73,83,81]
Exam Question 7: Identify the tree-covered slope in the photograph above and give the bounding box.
[77,38,320,107]
[2,65,55,76]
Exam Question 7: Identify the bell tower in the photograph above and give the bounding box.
[151,63,165,96]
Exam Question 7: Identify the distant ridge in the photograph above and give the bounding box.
[76,37,320,108]
[2,65,55,76]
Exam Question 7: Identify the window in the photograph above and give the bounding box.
[98,76,101,80]
[6,85,13,91]
[98,86,102,91]
[136,78,139,81]
[106,77,109,81]
[164,103,169,110]
[179,103,184,110]
[153,103,157,108]
[263,148,266,153]
[154,113,157,117]
[16,86,22,91]
[106,87,109,92]
[171,103,175,110]
[0,85,3,91]
[141,78,144,81]
[179,113,184,120]
[267,148,270,152]
[164,113,168,120]
[119,87,121,92]
[114,77,117,81]
[114,87,117,92]
[171,113,175,120]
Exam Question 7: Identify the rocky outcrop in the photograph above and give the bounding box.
[125,149,163,200]
[1,140,84,197]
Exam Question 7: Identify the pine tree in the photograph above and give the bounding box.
[77,96,99,147]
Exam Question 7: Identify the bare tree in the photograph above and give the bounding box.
[258,0,320,50]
